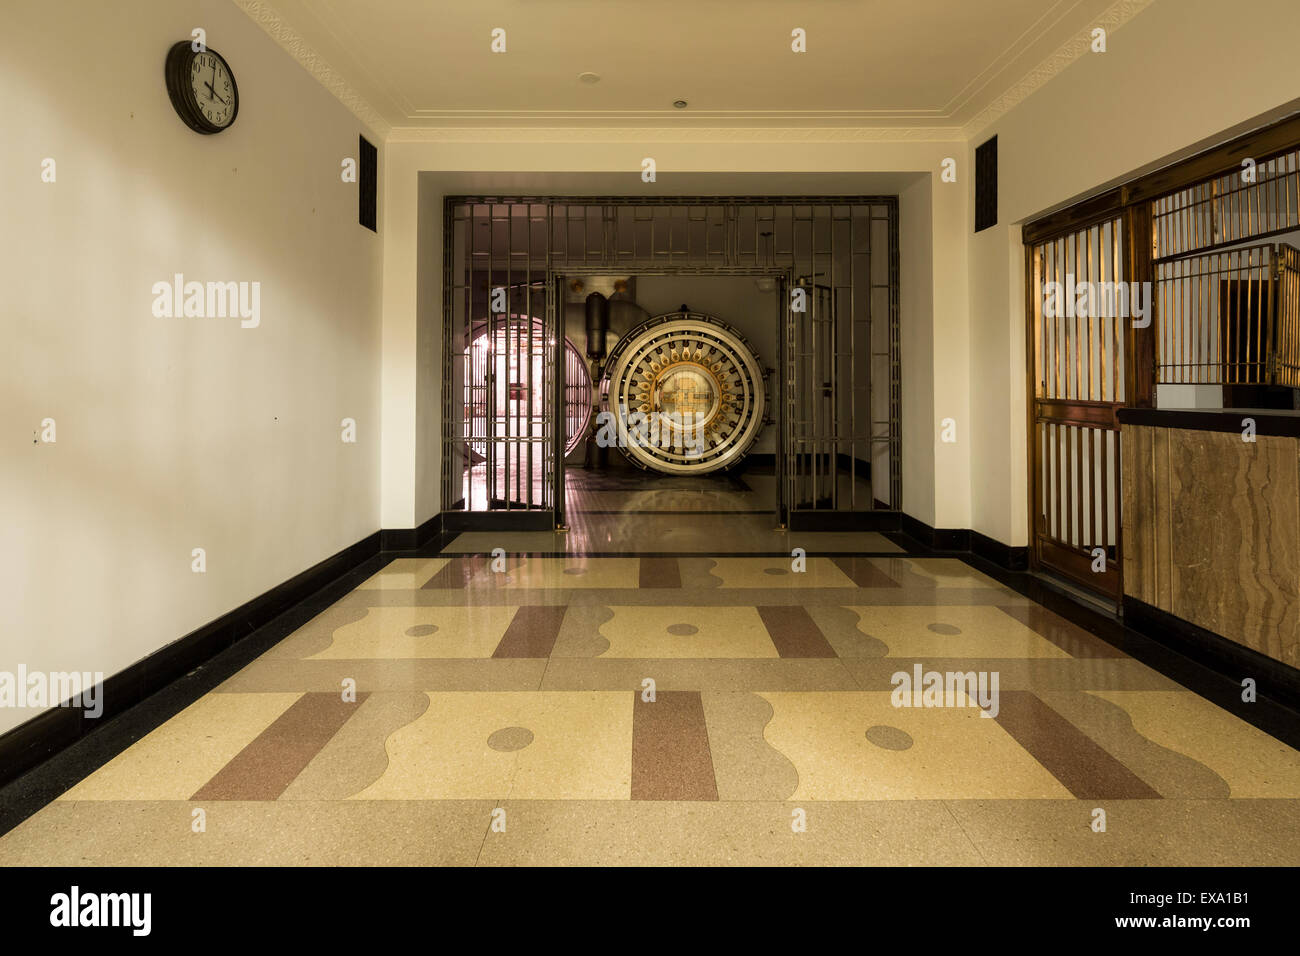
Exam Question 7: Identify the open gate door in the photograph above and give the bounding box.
[1027,216,1129,600]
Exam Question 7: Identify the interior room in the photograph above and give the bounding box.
[3,0,1299,905]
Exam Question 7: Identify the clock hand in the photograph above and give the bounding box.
[204,81,227,105]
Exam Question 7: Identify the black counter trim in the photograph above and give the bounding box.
[1119,407,1300,437]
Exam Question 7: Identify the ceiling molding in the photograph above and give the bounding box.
[385,126,966,144]
[232,0,391,138]
[238,0,1154,145]
[961,0,1155,139]
[401,110,951,125]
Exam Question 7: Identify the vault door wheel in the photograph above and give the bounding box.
[603,311,766,474]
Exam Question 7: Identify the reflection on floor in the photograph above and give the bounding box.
[447,464,898,555]
[457,460,881,524]
[2,543,1297,866]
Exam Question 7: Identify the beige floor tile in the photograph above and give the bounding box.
[696,557,858,589]
[757,691,1071,800]
[470,557,641,589]
[539,658,860,691]
[215,658,548,693]
[1088,690,1300,797]
[945,798,1300,866]
[592,605,778,659]
[353,691,632,800]
[0,800,492,866]
[474,800,985,866]
[306,605,519,659]
[356,557,451,590]
[839,605,1072,659]
[60,693,301,801]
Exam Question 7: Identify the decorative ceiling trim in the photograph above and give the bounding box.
[961,0,1156,139]
[403,110,951,123]
[385,126,965,144]
[232,0,392,138]
[237,0,1154,145]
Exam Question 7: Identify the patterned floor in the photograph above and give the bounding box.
[2,547,1298,866]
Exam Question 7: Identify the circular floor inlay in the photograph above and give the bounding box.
[763,567,789,576]
[865,725,914,751]
[666,623,699,636]
[487,727,534,752]
[405,624,439,637]
[926,622,962,635]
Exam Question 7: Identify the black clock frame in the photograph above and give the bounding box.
[165,41,239,135]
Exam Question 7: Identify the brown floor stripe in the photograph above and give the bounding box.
[422,556,485,589]
[639,557,681,588]
[190,692,368,801]
[758,605,837,658]
[492,605,567,658]
[832,556,902,588]
[994,690,1161,799]
[631,691,718,801]
[997,605,1127,658]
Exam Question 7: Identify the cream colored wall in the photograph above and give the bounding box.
[0,0,383,736]
[384,148,968,532]
[898,177,936,526]
[966,0,1300,547]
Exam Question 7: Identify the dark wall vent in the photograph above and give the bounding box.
[359,134,377,232]
[975,136,997,233]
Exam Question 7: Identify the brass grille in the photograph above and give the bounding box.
[1154,244,1275,385]
[1153,147,1300,260]
[1277,244,1300,387]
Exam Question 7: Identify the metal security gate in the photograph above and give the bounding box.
[1027,216,1128,599]
[443,197,901,529]
[779,206,900,528]
[442,201,558,527]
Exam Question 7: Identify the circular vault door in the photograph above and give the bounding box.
[603,311,766,474]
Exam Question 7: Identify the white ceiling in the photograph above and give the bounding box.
[242,0,1128,131]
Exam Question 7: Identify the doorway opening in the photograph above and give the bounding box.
[441,197,901,535]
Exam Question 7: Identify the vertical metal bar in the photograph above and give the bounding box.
[1099,423,1109,554]
[1086,225,1095,401]
[554,274,565,527]
[1053,421,1062,544]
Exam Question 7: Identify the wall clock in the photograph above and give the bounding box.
[165,41,239,134]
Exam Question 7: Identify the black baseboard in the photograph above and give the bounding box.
[379,513,443,551]
[1123,596,1300,713]
[899,512,970,552]
[971,529,1030,571]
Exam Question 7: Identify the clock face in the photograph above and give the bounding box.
[188,51,236,129]
[165,41,239,134]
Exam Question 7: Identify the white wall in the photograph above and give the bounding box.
[899,177,937,526]
[0,0,383,736]
[966,0,1300,547]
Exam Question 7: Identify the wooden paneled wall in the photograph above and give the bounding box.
[1122,423,1300,668]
